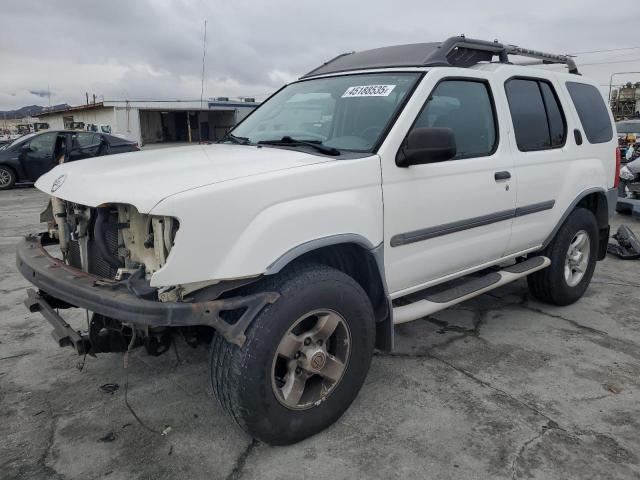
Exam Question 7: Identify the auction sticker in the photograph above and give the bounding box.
[342,85,396,98]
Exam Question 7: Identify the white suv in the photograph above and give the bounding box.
[18,37,619,445]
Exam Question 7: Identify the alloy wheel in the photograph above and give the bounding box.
[564,229,590,287]
[271,309,351,410]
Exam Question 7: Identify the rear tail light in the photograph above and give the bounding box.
[614,147,621,188]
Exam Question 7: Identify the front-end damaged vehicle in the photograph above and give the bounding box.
[18,37,620,445]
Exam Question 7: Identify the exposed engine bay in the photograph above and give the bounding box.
[35,199,224,356]
[43,199,178,285]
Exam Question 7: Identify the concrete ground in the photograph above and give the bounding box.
[1,187,639,480]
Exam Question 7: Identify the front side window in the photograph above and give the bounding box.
[411,79,497,159]
[26,132,57,156]
[566,82,613,144]
[505,78,566,151]
[229,72,421,152]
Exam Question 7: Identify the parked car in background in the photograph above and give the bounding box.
[0,130,139,189]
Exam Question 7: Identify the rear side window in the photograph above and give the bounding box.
[412,79,497,159]
[505,78,566,151]
[566,82,613,144]
[73,132,101,148]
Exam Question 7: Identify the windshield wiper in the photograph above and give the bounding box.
[222,133,250,145]
[257,136,340,156]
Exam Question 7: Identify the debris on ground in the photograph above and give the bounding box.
[99,431,116,442]
[607,224,640,260]
[99,383,120,394]
[605,384,622,394]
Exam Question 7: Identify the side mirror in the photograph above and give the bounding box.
[396,127,457,167]
[20,143,31,152]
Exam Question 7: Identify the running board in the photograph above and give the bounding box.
[392,256,550,325]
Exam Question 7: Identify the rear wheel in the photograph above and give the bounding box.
[210,264,375,445]
[527,208,598,306]
[0,166,16,190]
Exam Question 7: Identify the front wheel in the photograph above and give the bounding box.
[210,264,375,445]
[0,166,16,190]
[527,207,598,306]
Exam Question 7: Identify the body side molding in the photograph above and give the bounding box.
[390,200,556,247]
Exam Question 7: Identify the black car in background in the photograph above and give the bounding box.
[0,130,139,190]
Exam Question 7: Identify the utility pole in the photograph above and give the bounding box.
[200,19,207,111]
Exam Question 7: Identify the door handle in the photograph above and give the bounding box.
[494,171,511,181]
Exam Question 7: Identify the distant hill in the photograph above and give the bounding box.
[0,104,70,120]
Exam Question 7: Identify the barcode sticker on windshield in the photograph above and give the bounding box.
[342,85,396,98]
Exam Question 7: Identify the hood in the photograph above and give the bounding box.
[35,143,333,212]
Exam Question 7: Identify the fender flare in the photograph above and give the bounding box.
[542,187,610,249]
[265,234,376,274]
[265,234,395,351]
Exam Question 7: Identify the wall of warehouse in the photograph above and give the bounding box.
[113,106,141,143]
[37,107,117,133]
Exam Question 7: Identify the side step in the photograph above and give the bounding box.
[392,256,550,325]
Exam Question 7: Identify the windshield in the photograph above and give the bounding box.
[229,72,421,152]
[617,122,640,134]
[4,132,37,150]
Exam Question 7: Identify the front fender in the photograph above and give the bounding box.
[148,156,383,287]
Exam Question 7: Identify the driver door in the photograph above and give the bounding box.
[21,132,58,181]
[381,72,516,296]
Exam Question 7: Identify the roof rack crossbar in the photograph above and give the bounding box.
[433,37,579,74]
[301,36,580,79]
[503,45,578,74]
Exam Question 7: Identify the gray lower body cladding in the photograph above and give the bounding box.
[16,235,278,347]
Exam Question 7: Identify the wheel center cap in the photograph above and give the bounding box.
[310,351,326,371]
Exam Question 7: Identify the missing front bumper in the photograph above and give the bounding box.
[16,235,279,347]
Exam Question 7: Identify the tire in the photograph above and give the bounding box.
[0,166,16,190]
[210,263,375,445]
[527,207,598,306]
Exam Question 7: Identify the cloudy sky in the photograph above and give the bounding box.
[1,0,639,110]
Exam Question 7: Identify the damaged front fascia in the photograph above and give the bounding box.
[17,235,279,347]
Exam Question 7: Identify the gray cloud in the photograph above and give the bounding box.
[1,0,639,110]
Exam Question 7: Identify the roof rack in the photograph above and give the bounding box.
[301,36,578,79]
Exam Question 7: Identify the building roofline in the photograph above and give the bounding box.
[36,102,106,117]
[36,99,260,117]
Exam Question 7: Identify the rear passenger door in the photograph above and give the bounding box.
[501,76,570,255]
[68,132,104,161]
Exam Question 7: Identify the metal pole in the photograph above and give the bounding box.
[609,71,640,102]
[200,20,207,111]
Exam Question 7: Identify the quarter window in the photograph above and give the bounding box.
[566,82,613,144]
[505,78,567,151]
[412,79,497,159]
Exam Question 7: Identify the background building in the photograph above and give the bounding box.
[610,82,640,121]
[35,98,259,147]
